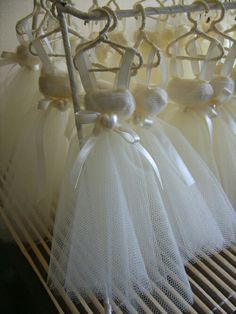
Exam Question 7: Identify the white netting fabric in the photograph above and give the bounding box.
[157,118,236,245]
[166,100,236,211]
[48,130,193,313]
[134,122,225,264]
[0,99,72,241]
[0,68,40,177]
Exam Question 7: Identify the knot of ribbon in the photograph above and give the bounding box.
[133,112,154,128]
[70,110,163,189]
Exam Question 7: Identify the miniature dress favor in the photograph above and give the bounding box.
[48,45,193,312]
[1,58,74,241]
[132,49,236,263]
[0,42,41,179]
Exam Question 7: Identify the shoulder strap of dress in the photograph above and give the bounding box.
[146,48,168,88]
[221,41,236,77]
[199,41,218,81]
[115,47,136,89]
[169,42,184,78]
[75,50,98,92]
[187,40,201,77]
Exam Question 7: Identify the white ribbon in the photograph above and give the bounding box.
[0,51,18,66]
[203,111,215,145]
[71,111,163,189]
[0,49,40,71]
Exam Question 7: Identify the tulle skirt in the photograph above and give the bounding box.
[135,122,226,263]
[166,108,236,209]
[48,130,193,312]
[218,100,236,135]
[0,67,40,176]
[0,104,72,241]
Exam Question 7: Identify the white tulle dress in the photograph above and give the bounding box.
[1,60,74,241]
[48,47,193,312]
[166,54,236,209]
[0,43,41,179]
[131,51,236,264]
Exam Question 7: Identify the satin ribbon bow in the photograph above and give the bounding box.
[0,50,40,71]
[71,110,163,189]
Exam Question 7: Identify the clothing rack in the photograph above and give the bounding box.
[50,1,236,21]
[2,1,236,314]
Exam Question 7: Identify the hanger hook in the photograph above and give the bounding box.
[103,6,118,32]
[134,3,146,31]
[91,7,112,37]
[187,0,209,25]
[209,0,225,24]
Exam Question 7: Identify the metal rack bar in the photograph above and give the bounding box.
[51,1,236,22]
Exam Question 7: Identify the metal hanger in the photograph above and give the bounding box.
[74,6,143,73]
[185,0,235,56]
[134,3,161,68]
[166,0,224,61]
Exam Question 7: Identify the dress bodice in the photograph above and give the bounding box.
[39,70,71,99]
[85,88,135,119]
[167,77,214,109]
[133,83,168,116]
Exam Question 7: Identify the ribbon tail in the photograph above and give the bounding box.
[35,111,49,202]
[0,59,17,67]
[203,113,214,145]
[70,136,97,188]
[115,126,140,143]
[134,142,164,189]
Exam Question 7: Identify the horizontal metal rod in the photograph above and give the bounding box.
[51,1,236,21]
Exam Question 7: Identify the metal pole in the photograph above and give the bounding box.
[48,1,236,22]
[56,3,83,146]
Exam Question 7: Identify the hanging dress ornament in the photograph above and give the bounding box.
[48,47,193,312]
[166,39,236,209]
[0,58,74,242]
[0,29,41,180]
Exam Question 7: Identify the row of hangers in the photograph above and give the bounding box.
[13,0,236,66]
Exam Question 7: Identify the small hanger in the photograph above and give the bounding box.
[133,3,161,68]
[74,6,143,73]
[29,24,84,58]
[166,0,224,61]
[186,0,235,56]
[15,1,43,43]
